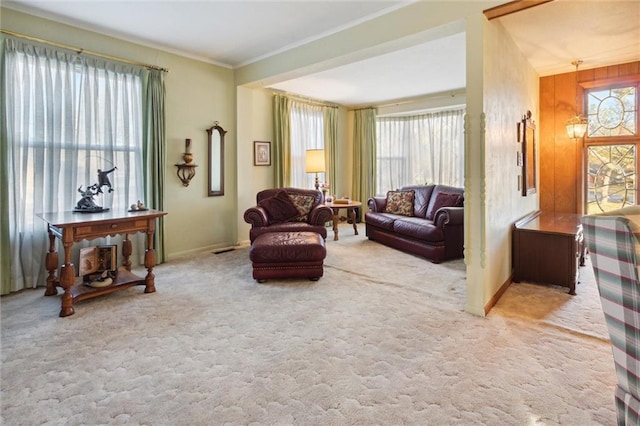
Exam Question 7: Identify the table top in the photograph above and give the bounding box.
[38,209,167,227]
[514,211,582,235]
[325,200,362,208]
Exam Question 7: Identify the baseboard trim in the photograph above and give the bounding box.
[484,273,512,315]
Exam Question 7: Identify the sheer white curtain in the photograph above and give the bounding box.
[376,108,465,195]
[2,38,144,294]
[289,100,325,189]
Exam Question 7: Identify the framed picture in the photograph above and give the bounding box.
[254,141,271,166]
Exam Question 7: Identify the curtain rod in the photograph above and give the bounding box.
[351,90,466,111]
[272,91,339,109]
[0,29,169,73]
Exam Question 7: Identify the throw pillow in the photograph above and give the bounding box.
[288,193,316,222]
[384,190,415,216]
[258,190,301,223]
[427,192,463,220]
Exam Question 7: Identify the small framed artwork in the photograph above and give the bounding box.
[254,141,271,166]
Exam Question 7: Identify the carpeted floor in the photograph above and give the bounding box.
[1,226,616,425]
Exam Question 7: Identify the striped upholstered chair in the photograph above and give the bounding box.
[582,207,640,425]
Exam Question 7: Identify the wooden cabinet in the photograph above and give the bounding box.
[512,211,586,295]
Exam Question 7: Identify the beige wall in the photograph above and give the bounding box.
[2,8,237,259]
[469,17,539,313]
[236,86,273,245]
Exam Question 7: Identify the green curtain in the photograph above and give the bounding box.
[0,39,10,294]
[273,94,291,187]
[323,106,338,195]
[352,108,377,215]
[142,69,166,263]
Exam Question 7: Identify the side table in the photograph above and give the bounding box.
[325,200,362,241]
[37,209,167,317]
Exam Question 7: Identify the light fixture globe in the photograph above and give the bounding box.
[566,114,588,139]
[566,60,588,139]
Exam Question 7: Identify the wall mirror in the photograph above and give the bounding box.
[207,122,226,196]
[521,111,536,196]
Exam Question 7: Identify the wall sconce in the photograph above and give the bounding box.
[566,60,588,139]
[305,149,325,190]
[175,138,197,187]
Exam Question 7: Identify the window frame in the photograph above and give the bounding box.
[582,75,640,213]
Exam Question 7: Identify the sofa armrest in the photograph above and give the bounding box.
[435,206,464,228]
[367,196,387,212]
[308,204,333,225]
[243,206,270,227]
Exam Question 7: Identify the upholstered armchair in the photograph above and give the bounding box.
[582,207,640,426]
[243,187,333,243]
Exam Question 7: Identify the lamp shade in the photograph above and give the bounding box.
[305,149,325,173]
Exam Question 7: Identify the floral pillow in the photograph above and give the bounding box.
[288,193,316,222]
[384,190,415,216]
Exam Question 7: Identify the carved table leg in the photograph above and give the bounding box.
[332,208,339,241]
[144,227,156,293]
[59,240,75,317]
[122,234,132,272]
[44,229,59,296]
[348,208,359,235]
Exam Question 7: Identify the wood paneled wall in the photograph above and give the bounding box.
[539,61,640,214]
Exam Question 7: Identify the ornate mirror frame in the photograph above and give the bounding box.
[521,111,536,196]
[207,123,226,196]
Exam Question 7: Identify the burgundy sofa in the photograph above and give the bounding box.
[243,187,333,243]
[365,184,464,263]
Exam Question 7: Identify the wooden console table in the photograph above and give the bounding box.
[38,209,167,317]
[512,210,586,295]
[325,200,361,241]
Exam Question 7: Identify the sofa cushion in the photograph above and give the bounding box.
[393,217,444,242]
[288,192,316,221]
[364,212,398,231]
[426,191,463,220]
[384,190,415,216]
[400,185,435,218]
[258,190,301,223]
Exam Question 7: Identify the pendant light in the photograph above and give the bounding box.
[566,60,588,139]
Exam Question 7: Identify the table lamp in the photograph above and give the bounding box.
[305,149,325,191]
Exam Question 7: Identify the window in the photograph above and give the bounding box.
[586,144,636,214]
[584,79,639,214]
[289,100,325,188]
[375,108,464,195]
[587,85,636,137]
[3,38,144,291]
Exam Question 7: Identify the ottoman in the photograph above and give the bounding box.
[249,231,326,282]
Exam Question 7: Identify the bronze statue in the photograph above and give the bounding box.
[75,184,100,210]
[97,166,117,193]
[73,166,117,212]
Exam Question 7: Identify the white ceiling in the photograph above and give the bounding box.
[498,0,640,77]
[3,0,640,107]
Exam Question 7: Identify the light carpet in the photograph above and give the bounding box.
[491,256,609,342]
[1,227,616,425]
